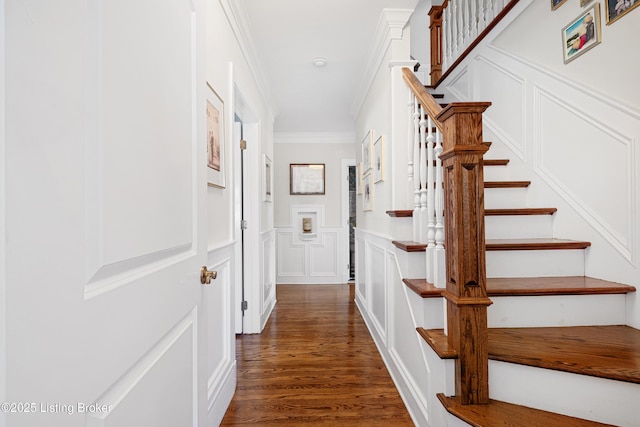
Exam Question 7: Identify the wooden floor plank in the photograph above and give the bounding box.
[221,284,413,426]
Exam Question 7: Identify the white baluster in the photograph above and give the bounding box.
[451,0,458,63]
[443,3,452,69]
[478,0,487,31]
[407,93,415,183]
[413,98,421,242]
[434,128,446,288]
[426,117,436,249]
[470,0,479,40]
[419,105,428,244]
[486,0,495,23]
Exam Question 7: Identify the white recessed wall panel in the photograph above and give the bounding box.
[369,243,387,340]
[536,88,631,255]
[475,56,525,158]
[310,232,338,276]
[88,313,196,427]
[88,0,194,278]
[277,232,305,276]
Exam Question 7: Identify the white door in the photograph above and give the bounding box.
[3,1,213,426]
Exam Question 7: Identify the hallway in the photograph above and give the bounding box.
[221,284,413,426]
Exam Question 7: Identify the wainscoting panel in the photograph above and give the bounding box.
[276,227,345,284]
[369,242,387,342]
[475,55,526,160]
[87,311,197,427]
[262,230,277,328]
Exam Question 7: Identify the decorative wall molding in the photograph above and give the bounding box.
[218,0,278,118]
[474,54,527,161]
[351,8,413,117]
[532,86,635,262]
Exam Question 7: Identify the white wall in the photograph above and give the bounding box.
[274,138,355,284]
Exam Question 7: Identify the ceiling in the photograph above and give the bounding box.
[239,0,419,135]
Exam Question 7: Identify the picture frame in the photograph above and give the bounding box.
[206,82,225,188]
[605,0,640,24]
[362,174,373,211]
[551,0,568,10]
[580,0,592,6]
[362,130,373,174]
[373,136,384,183]
[263,154,273,202]
[290,164,325,195]
[562,4,602,64]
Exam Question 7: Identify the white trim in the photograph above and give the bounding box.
[218,0,278,119]
[274,132,356,145]
[0,0,6,419]
[351,8,413,117]
[341,159,356,283]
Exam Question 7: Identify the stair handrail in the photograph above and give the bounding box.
[402,68,443,132]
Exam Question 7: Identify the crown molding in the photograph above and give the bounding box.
[274,132,356,145]
[350,8,414,117]
[219,0,279,119]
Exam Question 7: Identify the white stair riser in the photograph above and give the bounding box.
[487,249,585,277]
[485,187,528,208]
[489,361,640,427]
[390,216,414,242]
[394,248,426,279]
[483,165,511,181]
[488,294,627,328]
[485,215,553,239]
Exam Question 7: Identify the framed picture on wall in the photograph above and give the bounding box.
[606,0,640,24]
[290,163,325,195]
[362,174,373,211]
[562,4,602,64]
[206,81,225,188]
[362,130,373,174]
[551,0,568,10]
[263,154,273,202]
[373,136,384,183]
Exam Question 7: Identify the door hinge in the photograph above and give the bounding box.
[240,139,247,150]
[241,220,248,230]
[241,301,248,311]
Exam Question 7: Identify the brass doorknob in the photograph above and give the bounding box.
[200,266,217,284]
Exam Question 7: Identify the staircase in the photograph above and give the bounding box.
[388,152,639,426]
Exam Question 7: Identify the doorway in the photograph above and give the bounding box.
[342,159,357,282]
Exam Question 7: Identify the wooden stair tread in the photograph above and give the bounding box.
[386,209,413,217]
[402,279,442,298]
[392,240,426,252]
[419,326,640,384]
[416,328,457,358]
[486,276,636,296]
[485,207,557,216]
[404,277,635,298]
[437,393,614,427]
[484,159,509,166]
[489,325,640,384]
[486,238,591,250]
[485,180,530,188]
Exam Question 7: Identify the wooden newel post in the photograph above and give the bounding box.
[436,102,492,405]
[428,5,445,85]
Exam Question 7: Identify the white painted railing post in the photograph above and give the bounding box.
[413,98,421,243]
[419,106,428,244]
[425,117,436,282]
[434,129,446,288]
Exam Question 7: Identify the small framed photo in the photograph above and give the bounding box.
[562,4,602,64]
[362,130,373,174]
[206,82,225,188]
[551,0,568,10]
[263,154,273,202]
[362,174,373,211]
[373,136,384,183]
[606,0,640,24]
[290,164,325,195]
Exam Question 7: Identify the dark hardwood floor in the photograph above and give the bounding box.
[221,284,413,426]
